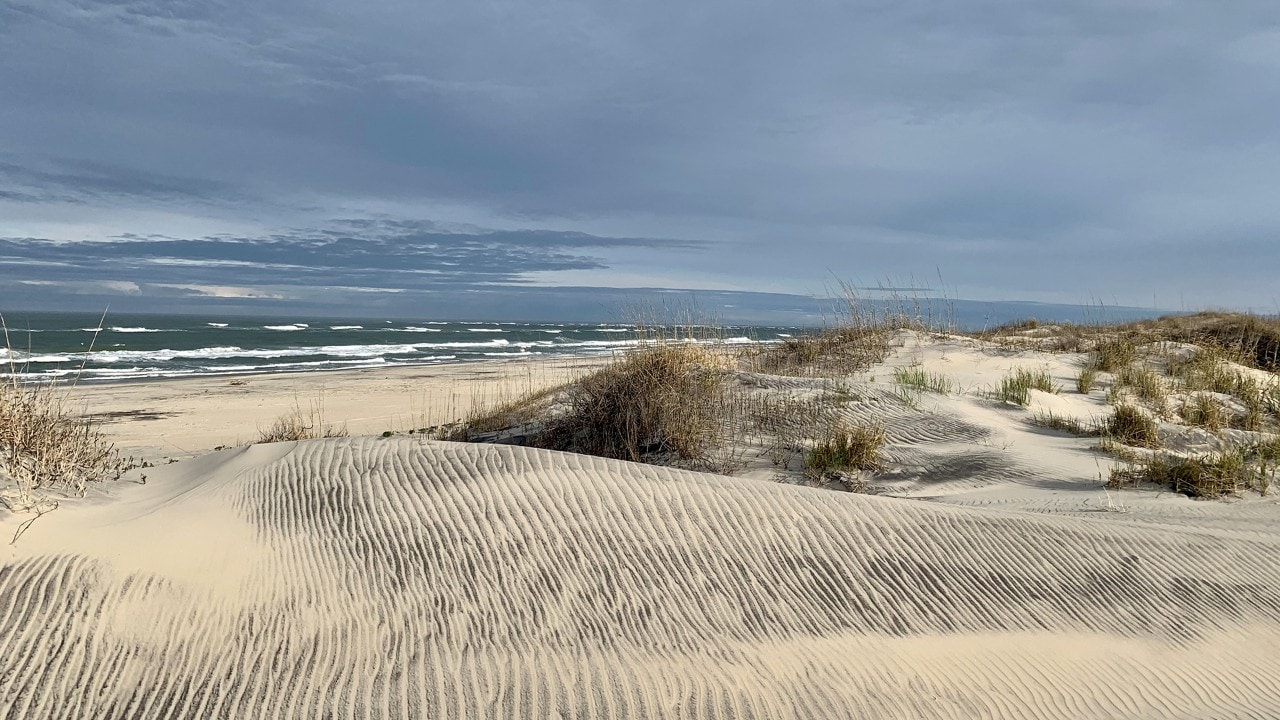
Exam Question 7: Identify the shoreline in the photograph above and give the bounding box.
[66,355,609,461]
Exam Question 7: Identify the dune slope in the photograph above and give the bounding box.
[2,436,1280,718]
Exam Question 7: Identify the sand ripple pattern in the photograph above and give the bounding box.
[3,436,1280,718]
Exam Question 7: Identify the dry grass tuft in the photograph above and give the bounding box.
[750,325,893,377]
[1128,311,1280,370]
[2,315,134,515]
[257,398,348,444]
[0,379,133,505]
[534,343,733,467]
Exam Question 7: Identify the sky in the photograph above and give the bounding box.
[2,0,1278,320]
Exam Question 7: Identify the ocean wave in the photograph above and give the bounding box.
[264,324,307,331]
[80,327,105,332]
[9,353,76,364]
[329,325,363,330]
[207,322,229,328]
[61,338,515,364]
[392,327,441,332]
[109,327,163,333]
[467,328,503,332]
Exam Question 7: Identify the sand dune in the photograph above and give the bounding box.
[4,435,1280,718]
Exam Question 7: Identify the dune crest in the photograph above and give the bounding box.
[2,436,1279,717]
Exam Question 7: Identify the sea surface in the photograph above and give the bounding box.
[1,302,1169,383]
[0,312,800,382]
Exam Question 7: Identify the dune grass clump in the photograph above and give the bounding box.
[1116,365,1168,404]
[1105,404,1161,448]
[1168,348,1239,394]
[435,384,565,442]
[1171,313,1280,370]
[894,366,953,394]
[0,378,133,507]
[804,422,885,485]
[995,367,1057,406]
[1108,449,1266,498]
[750,283,948,377]
[257,398,348,444]
[752,325,893,377]
[1030,411,1098,437]
[1088,335,1141,372]
[1182,393,1228,432]
[535,343,731,466]
[1077,367,1098,394]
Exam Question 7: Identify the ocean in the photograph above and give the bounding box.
[0,312,799,383]
[1,302,1169,383]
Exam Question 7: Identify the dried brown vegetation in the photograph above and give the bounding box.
[532,344,736,469]
[257,398,348,444]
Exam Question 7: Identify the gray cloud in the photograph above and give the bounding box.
[1,0,1278,312]
[0,221,699,294]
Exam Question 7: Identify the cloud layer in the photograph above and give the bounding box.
[2,1,1278,314]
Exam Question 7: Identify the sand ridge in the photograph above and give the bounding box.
[3,435,1280,718]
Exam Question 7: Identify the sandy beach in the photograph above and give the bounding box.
[2,327,1279,718]
[60,357,608,460]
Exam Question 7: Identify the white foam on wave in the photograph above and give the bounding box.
[393,327,441,333]
[109,327,163,333]
[207,323,229,328]
[264,325,307,331]
[77,338,513,364]
[329,325,363,330]
[467,328,503,332]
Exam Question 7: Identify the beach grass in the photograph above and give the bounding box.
[1107,447,1277,498]
[1,315,134,517]
[894,366,953,394]
[257,397,348,443]
[804,422,885,488]
[995,367,1057,405]
[1104,404,1161,448]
